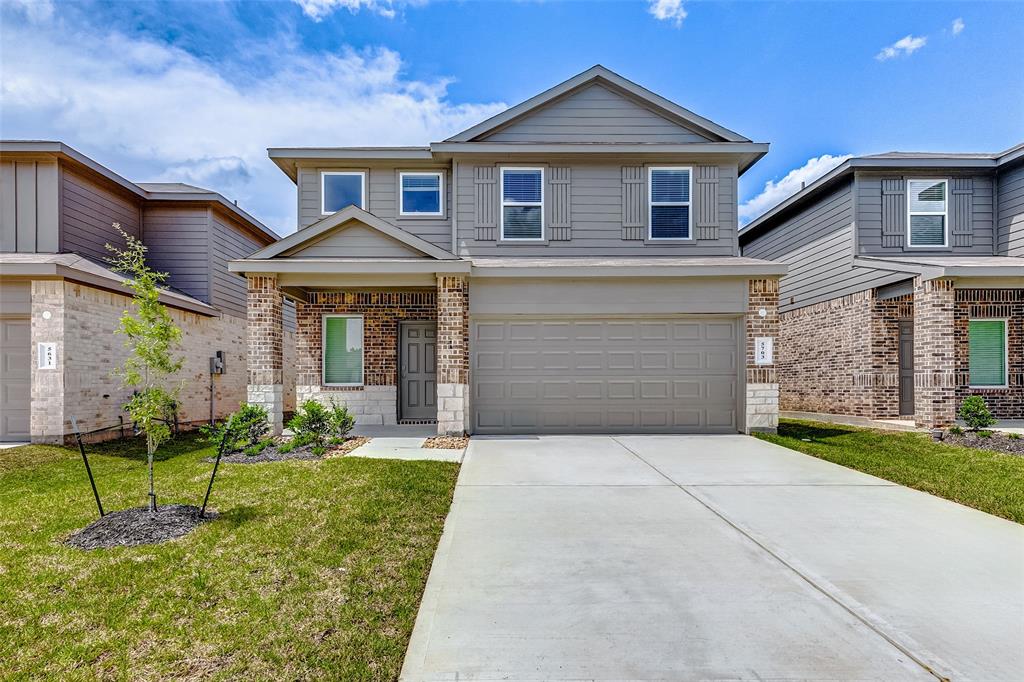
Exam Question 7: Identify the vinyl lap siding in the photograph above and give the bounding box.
[997,162,1024,256]
[210,210,264,318]
[142,205,210,304]
[480,84,713,144]
[60,167,141,260]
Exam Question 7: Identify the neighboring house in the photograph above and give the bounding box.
[230,66,786,436]
[0,141,296,443]
[740,145,1024,428]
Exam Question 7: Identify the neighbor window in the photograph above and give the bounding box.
[321,171,365,214]
[907,179,947,247]
[649,167,692,240]
[501,167,544,240]
[399,171,443,216]
[968,319,1007,387]
[323,315,364,386]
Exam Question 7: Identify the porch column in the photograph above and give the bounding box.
[436,275,469,435]
[913,277,957,428]
[247,275,284,434]
[745,278,780,434]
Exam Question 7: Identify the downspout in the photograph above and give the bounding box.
[451,160,458,255]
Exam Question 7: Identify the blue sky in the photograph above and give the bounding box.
[2,0,1021,233]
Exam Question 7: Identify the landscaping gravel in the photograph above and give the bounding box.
[66,504,216,550]
[424,435,469,450]
[943,431,1024,457]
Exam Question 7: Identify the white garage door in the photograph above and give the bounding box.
[1,318,31,441]
[471,317,740,434]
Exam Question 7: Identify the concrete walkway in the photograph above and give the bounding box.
[348,424,465,462]
[401,435,1024,681]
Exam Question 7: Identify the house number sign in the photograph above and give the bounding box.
[755,337,774,365]
[38,342,57,370]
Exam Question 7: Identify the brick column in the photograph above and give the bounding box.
[247,275,284,434]
[436,275,469,435]
[30,280,67,443]
[913,277,956,428]
[745,278,780,433]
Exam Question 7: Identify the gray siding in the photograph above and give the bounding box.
[297,164,452,250]
[479,84,712,144]
[60,166,141,261]
[456,159,738,257]
[287,224,427,259]
[743,180,903,312]
[210,209,268,319]
[855,171,995,256]
[997,162,1024,256]
[1,159,60,253]
[142,205,211,305]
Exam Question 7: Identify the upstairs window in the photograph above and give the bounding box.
[649,167,691,240]
[323,315,364,386]
[501,167,544,240]
[400,171,443,216]
[968,320,1007,387]
[322,171,365,214]
[908,179,947,247]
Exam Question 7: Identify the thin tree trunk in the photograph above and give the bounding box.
[148,434,157,514]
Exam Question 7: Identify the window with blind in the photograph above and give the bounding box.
[323,315,364,386]
[908,179,947,247]
[322,172,365,214]
[400,171,443,215]
[968,320,1007,387]
[649,167,692,240]
[500,167,544,240]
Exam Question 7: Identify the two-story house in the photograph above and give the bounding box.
[0,141,297,443]
[740,145,1024,428]
[230,66,786,436]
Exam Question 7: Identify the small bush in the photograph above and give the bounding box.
[1010,433,1021,440]
[958,396,996,432]
[288,399,333,450]
[948,425,963,436]
[201,403,270,453]
[328,400,356,439]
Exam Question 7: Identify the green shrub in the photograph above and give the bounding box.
[328,401,356,439]
[958,396,996,432]
[978,430,994,439]
[201,403,271,453]
[1010,433,1021,440]
[948,425,963,436]
[288,399,333,450]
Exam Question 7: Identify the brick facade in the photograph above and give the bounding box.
[913,278,958,428]
[436,275,470,434]
[744,278,780,433]
[954,288,1023,419]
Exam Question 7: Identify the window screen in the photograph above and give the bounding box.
[322,173,364,213]
[323,316,364,385]
[501,168,543,239]
[908,180,947,247]
[649,168,691,239]
[968,320,1006,387]
[401,173,442,214]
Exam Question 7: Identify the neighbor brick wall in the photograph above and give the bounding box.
[954,288,1023,419]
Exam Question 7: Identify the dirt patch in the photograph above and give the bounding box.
[943,431,1024,457]
[211,437,371,464]
[66,505,216,550]
[423,435,469,450]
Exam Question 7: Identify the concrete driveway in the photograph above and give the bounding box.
[401,435,1024,681]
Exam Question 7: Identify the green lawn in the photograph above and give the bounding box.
[0,433,459,681]
[757,419,1024,524]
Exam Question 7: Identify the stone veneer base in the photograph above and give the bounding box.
[437,383,468,435]
[745,383,780,433]
[297,385,399,426]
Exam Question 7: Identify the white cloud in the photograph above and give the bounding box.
[6,0,53,22]
[648,0,687,27]
[739,154,852,225]
[293,0,402,21]
[951,17,965,35]
[875,34,927,61]
[0,19,504,233]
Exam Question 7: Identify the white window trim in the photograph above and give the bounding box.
[321,171,366,215]
[648,166,694,241]
[500,166,545,241]
[968,318,1009,389]
[906,178,949,248]
[399,171,445,217]
[322,314,365,387]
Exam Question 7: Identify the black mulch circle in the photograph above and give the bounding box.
[944,431,1024,457]
[208,444,321,464]
[65,504,217,550]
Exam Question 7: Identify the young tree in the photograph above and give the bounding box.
[106,224,183,513]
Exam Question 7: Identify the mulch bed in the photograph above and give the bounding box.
[66,504,217,550]
[943,431,1024,457]
[210,436,371,464]
[423,435,469,450]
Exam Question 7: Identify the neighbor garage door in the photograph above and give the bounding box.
[1,318,31,441]
[471,317,740,434]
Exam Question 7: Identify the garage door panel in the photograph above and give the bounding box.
[472,317,740,434]
[1,318,31,441]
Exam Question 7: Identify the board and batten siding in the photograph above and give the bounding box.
[856,171,995,256]
[478,83,714,144]
[742,180,904,313]
[60,167,141,261]
[296,165,452,250]
[1,159,60,253]
[997,162,1024,257]
[456,159,738,257]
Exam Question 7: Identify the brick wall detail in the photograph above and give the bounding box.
[436,276,469,434]
[954,288,1023,419]
[913,278,957,428]
[745,278,780,433]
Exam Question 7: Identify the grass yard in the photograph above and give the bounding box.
[0,433,459,681]
[757,419,1024,524]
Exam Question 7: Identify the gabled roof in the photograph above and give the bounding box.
[445,65,749,144]
[248,205,460,261]
[739,142,1024,245]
